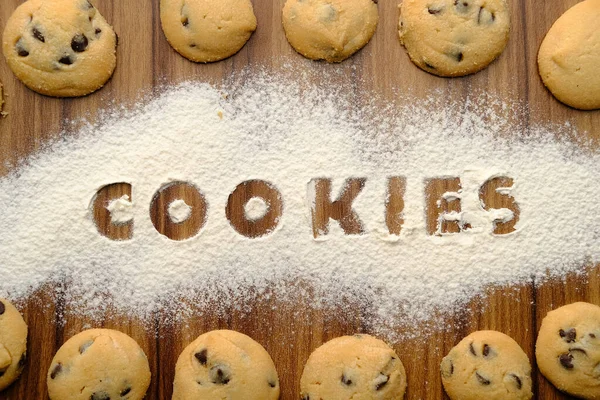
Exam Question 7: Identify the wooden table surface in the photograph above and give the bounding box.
[1,0,599,399]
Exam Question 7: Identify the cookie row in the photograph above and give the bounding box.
[1,297,599,398]
[443,302,600,400]
[2,0,599,110]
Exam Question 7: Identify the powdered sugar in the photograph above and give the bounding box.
[0,73,599,340]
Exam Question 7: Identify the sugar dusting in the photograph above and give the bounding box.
[0,72,599,340]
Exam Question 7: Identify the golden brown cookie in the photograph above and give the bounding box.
[2,0,117,97]
[47,329,151,400]
[441,330,532,400]
[398,0,510,77]
[300,334,407,399]
[282,0,378,63]
[0,298,27,392]
[538,0,600,110]
[536,302,600,399]
[173,330,280,400]
[160,0,257,63]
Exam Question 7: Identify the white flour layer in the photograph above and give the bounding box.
[1,73,599,339]
[168,199,192,224]
[106,195,134,225]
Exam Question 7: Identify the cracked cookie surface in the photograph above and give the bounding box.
[300,334,406,400]
[47,329,150,400]
[172,329,280,400]
[160,0,257,63]
[2,0,117,97]
[0,298,27,392]
[441,330,532,400]
[282,0,378,63]
[536,302,600,399]
[538,0,600,110]
[398,0,510,77]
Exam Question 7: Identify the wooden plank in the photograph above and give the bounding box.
[0,0,598,399]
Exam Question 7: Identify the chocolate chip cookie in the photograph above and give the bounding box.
[398,0,510,77]
[172,330,280,400]
[300,334,407,399]
[441,330,532,400]
[538,0,600,110]
[2,0,117,97]
[536,302,600,399]
[0,298,27,392]
[282,0,379,63]
[47,329,151,400]
[160,0,257,63]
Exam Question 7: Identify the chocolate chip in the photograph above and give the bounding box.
[424,62,436,70]
[16,40,29,57]
[559,328,576,343]
[71,34,89,52]
[268,380,277,388]
[302,396,310,400]
[570,347,587,356]
[341,373,353,386]
[591,333,597,339]
[476,371,491,385]
[455,52,464,62]
[454,0,470,12]
[59,56,73,65]
[0,301,5,315]
[477,7,495,24]
[194,349,208,365]
[18,352,26,368]
[469,342,476,356]
[120,387,131,396]
[510,373,522,390]
[189,43,197,48]
[79,340,94,354]
[95,28,102,36]
[371,0,377,3]
[428,6,443,14]
[559,353,574,369]
[441,358,454,378]
[90,392,110,400]
[210,365,231,385]
[182,17,189,27]
[0,369,6,378]
[375,373,389,390]
[32,27,45,42]
[50,363,63,379]
[482,344,490,357]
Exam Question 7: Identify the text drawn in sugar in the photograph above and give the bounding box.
[91,175,518,241]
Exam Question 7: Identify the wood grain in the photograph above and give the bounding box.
[0,0,599,399]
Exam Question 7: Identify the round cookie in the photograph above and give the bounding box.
[300,334,407,399]
[2,0,117,97]
[160,0,257,63]
[282,0,379,63]
[172,329,280,400]
[398,0,510,77]
[0,298,27,392]
[440,330,532,400]
[536,302,600,399]
[47,329,151,400]
[538,0,600,110]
